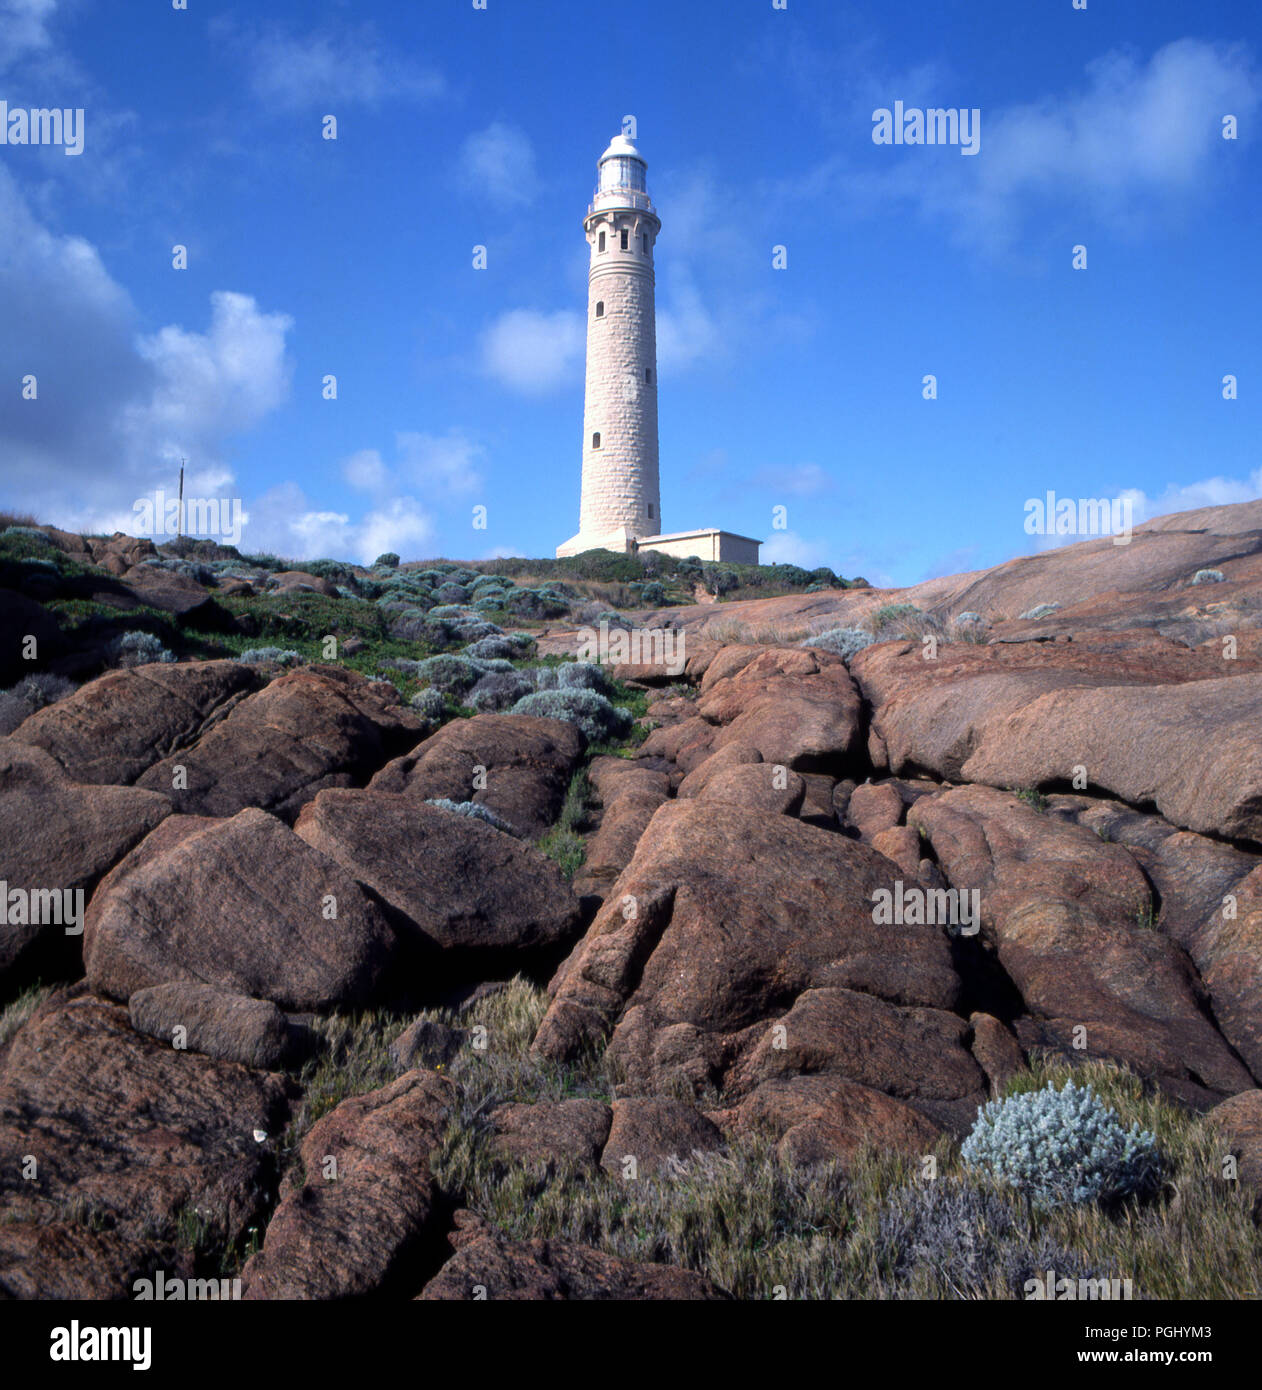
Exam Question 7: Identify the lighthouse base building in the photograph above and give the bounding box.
[556,524,760,564]
[557,132,760,567]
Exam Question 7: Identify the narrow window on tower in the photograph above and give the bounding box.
[595,301,604,318]
[598,231,606,253]
[620,228,629,251]
[645,368,652,383]
[648,503,655,519]
[592,432,601,449]
[642,233,649,254]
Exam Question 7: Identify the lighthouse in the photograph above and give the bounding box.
[557,132,760,565]
[557,133,661,557]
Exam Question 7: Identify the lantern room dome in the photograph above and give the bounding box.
[598,134,643,164]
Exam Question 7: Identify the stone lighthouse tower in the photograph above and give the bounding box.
[557,133,661,557]
[556,132,761,565]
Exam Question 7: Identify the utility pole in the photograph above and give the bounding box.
[177,459,185,538]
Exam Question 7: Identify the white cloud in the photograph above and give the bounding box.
[124,291,293,469]
[396,430,484,494]
[355,497,435,565]
[239,483,435,567]
[342,430,484,497]
[759,530,834,569]
[657,278,720,373]
[342,448,389,493]
[481,309,584,394]
[459,123,538,205]
[782,39,1260,253]
[213,18,444,112]
[1019,468,1262,553]
[1124,468,1262,523]
[0,0,56,73]
[0,165,294,532]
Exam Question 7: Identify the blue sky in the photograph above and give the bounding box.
[1,0,1259,584]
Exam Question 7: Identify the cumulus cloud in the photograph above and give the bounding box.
[783,39,1260,252]
[212,17,444,112]
[480,309,584,394]
[343,429,484,498]
[656,278,720,372]
[342,448,389,494]
[123,291,293,467]
[0,0,56,73]
[1018,467,1262,554]
[238,483,435,567]
[0,166,294,532]
[758,530,835,569]
[1123,467,1262,523]
[459,123,538,205]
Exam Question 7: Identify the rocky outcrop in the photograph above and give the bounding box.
[1042,796,1262,1081]
[4,497,1262,1301]
[600,1098,723,1175]
[1207,1090,1262,1217]
[127,982,298,1070]
[114,563,218,620]
[727,987,987,1134]
[694,645,863,772]
[909,786,1255,1101]
[135,666,422,821]
[853,638,1262,843]
[84,809,398,1010]
[293,789,582,967]
[535,799,964,1117]
[0,990,290,1293]
[489,1099,612,1169]
[733,1074,943,1166]
[419,1231,729,1300]
[0,741,172,986]
[369,714,583,839]
[11,660,262,785]
[242,1071,454,1299]
[571,757,670,900]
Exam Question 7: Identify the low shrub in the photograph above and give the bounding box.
[0,672,78,734]
[468,669,536,713]
[236,646,306,667]
[802,627,875,662]
[504,588,570,620]
[409,687,446,721]
[425,798,518,835]
[465,633,536,661]
[510,688,632,744]
[1192,569,1225,585]
[960,1080,1163,1209]
[105,630,176,668]
[406,654,489,697]
[532,660,614,696]
[1018,603,1061,621]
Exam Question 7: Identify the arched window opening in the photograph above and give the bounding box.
[592,432,601,449]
